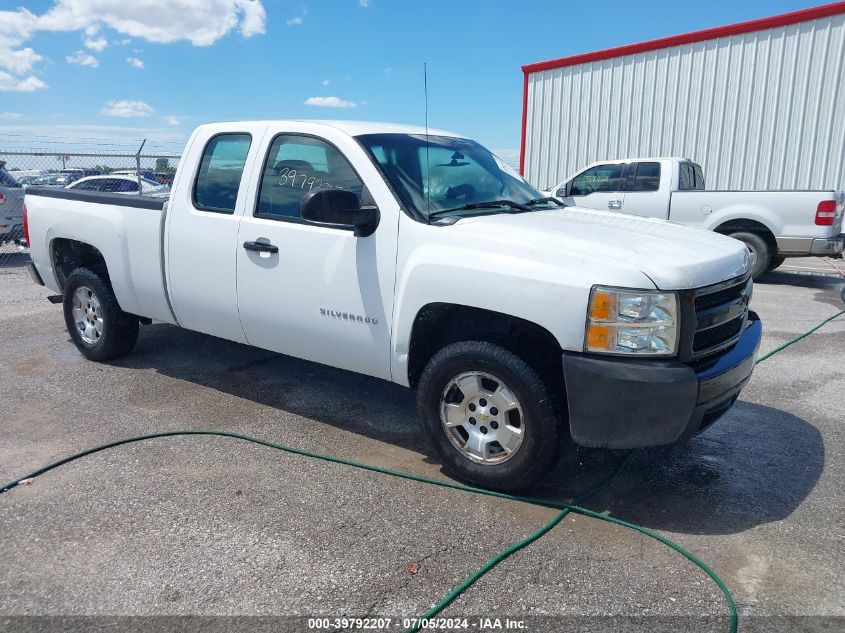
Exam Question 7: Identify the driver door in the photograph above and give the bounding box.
[235,129,398,380]
[556,163,625,212]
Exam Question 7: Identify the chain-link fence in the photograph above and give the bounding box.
[0,149,181,271]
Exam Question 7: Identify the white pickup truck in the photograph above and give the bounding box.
[24,121,762,491]
[544,157,845,278]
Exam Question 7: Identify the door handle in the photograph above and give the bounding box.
[608,199,623,209]
[243,240,278,254]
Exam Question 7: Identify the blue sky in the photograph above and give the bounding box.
[0,0,826,161]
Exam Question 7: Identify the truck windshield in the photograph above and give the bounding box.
[356,133,548,221]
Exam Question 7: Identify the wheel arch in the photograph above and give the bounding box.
[406,302,565,402]
[50,238,110,290]
[713,218,777,252]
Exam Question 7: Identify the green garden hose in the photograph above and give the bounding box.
[2,309,842,633]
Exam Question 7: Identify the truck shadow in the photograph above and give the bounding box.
[117,324,823,537]
[757,268,845,309]
[540,401,824,535]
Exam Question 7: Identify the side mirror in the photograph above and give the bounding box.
[300,188,380,237]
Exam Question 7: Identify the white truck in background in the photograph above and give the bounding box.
[24,120,761,491]
[544,158,845,278]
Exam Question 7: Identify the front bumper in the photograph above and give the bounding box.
[810,233,844,257]
[562,311,762,448]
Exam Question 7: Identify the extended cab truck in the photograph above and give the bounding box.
[544,158,845,278]
[24,121,762,491]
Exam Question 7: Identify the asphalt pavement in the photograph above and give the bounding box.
[0,250,843,633]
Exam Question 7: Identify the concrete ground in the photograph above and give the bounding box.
[0,248,843,633]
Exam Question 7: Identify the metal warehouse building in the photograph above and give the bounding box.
[520,2,845,192]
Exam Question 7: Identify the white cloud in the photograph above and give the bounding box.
[0,72,47,92]
[0,48,43,75]
[84,35,108,52]
[321,79,330,86]
[0,2,267,90]
[384,67,392,75]
[286,5,307,26]
[0,112,24,119]
[165,116,182,126]
[66,50,99,68]
[304,96,357,109]
[37,1,267,45]
[101,99,154,117]
[126,57,144,69]
[359,0,371,6]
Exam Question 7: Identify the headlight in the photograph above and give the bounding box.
[585,286,678,356]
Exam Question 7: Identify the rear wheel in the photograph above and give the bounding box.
[728,231,771,279]
[63,267,138,361]
[767,256,786,272]
[417,341,561,492]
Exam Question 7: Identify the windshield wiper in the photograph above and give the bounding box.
[525,196,565,207]
[429,199,531,220]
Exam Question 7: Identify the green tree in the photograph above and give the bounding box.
[155,157,170,172]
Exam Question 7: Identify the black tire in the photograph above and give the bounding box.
[63,267,139,361]
[417,341,561,492]
[767,256,786,272]
[728,231,771,279]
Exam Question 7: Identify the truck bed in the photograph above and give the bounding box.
[669,188,844,250]
[25,186,176,324]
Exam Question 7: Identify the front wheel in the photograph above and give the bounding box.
[63,267,139,361]
[417,341,561,492]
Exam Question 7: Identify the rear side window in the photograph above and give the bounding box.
[679,162,705,191]
[569,164,624,196]
[255,134,364,220]
[0,169,20,187]
[72,179,103,191]
[194,133,252,213]
[630,162,661,192]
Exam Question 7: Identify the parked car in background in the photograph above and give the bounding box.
[545,157,845,278]
[24,120,762,491]
[111,169,159,182]
[65,175,170,196]
[0,166,25,243]
[155,172,176,186]
[21,174,73,188]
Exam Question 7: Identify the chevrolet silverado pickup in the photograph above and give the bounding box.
[544,157,845,278]
[24,121,762,491]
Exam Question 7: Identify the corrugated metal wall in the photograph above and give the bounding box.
[523,13,845,192]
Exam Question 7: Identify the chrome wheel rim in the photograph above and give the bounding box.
[439,371,525,465]
[71,286,104,345]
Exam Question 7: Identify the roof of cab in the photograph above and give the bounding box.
[197,120,465,138]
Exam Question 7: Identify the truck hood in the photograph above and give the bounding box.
[452,206,751,289]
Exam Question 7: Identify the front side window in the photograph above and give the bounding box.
[256,134,364,220]
[569,164,624,196]
[356,133,544,221]
[194,133,252,213]
[630,162,661,192]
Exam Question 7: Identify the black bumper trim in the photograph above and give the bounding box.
[562,312,762,449]
[26,262,44,287]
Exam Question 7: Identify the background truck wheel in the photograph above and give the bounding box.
[417,340,561,492]
[767,256,786,272]
[729,231,771,279]
[63,267,138,361]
